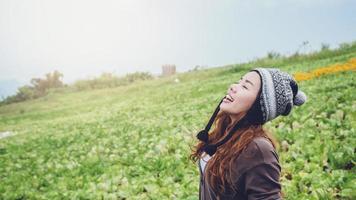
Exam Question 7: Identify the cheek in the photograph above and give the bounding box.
[234,93,256,111]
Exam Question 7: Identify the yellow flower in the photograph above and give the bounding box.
[293,58,356,81]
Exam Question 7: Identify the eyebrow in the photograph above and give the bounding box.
[236,77,254,87]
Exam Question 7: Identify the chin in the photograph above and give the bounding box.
[220,104,235,114]
[219,103,228,112]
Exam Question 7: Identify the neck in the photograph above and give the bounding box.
[229,113,245,126]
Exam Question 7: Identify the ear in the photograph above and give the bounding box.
[281,102,292,116]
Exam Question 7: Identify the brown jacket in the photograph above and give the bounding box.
[198,136,282,200]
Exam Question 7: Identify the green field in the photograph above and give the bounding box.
[0,46,355,199]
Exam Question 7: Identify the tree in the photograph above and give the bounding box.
[30,70,64,97]
[1,70,64,105]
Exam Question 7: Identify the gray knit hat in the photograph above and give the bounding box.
[250,67,307,123]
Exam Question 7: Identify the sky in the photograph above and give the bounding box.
[0,0,355,88]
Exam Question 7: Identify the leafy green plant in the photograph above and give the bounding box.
[0,42,355,199]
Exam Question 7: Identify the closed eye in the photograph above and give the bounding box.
[234,81,248,90]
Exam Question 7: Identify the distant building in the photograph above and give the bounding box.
[161,64,176,77]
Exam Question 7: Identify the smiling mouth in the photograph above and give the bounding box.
[224,94,234,103]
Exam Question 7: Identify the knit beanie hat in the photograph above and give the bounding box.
[196,67,307,156]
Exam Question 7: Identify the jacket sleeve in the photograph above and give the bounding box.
[243,162,282,200]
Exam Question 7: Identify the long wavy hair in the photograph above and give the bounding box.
[189,108,279,196]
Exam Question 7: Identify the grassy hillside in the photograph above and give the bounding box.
[0,44,355,199]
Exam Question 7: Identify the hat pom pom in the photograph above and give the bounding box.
[197,130,209,143]
[293,90,307,106]
[203,144,217,156]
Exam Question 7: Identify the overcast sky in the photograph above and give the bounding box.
[0,0,355,85]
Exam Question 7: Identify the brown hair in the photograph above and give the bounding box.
[189,110,279,196]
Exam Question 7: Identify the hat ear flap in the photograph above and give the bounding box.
[281,102,292,116]
[196,97,225,143]
[290,79,298,97]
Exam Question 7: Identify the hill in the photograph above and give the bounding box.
[0,43,355,199]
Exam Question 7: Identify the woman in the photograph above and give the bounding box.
[190,68,307,200]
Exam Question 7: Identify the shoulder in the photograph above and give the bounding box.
[251,137,276,154]
[229,137,281,186]
[242,136,280,164]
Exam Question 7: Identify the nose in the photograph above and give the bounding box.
[229,84,237,93]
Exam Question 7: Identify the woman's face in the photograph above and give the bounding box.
[219,71,261,122]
